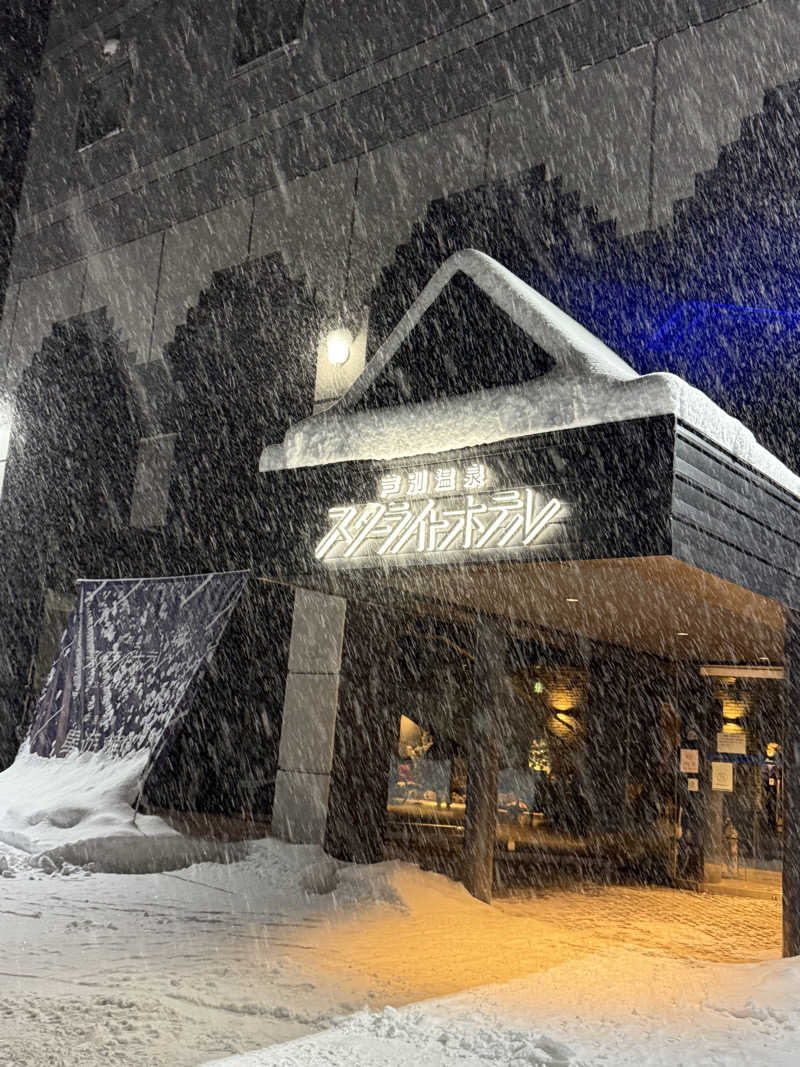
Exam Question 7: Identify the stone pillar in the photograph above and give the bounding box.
[271,587,346,845]
[463,618,504,904]
[783,610,800,957]
[324,597,397,865]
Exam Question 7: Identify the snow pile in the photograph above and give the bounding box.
[297,851,470,912]
[208,837,462,914]
[298,854,343,895]
[209,953,800,1067]
[0,745,239,873]
[260,250,800,499]
[210,1004,581,1067]
[707,955,800,1023]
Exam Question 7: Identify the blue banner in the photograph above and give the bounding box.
[27,572,249,760]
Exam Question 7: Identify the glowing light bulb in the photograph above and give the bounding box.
[326,329,352,365]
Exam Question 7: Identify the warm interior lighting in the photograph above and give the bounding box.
[397,713,424,756]
[548,713,579,739]
[722,697,747,720]
[565,597,579,603]
[528,737,550,772]
[677,631,689,637]
[549,687,577,712]
[326,328,352,365]
[721,721,745,735]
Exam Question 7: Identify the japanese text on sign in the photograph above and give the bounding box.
[315,482,562,563]
[378,462,489,499]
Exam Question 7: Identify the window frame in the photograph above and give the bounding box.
[74,52,133,153]
[229,0,306,77]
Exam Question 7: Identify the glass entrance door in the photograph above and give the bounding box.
[706,675,783,883]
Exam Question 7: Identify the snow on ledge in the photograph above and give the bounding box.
[259,250,800,499]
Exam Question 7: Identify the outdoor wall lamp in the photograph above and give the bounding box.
[326,328,352,365]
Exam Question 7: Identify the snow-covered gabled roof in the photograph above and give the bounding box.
[259,250,800,499]
[333,248,637,407]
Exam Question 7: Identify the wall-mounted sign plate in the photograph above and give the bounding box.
[711,761,734,792]
[680,748,699,774]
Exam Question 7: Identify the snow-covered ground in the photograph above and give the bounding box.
[0,828,795,1067]
[0,747,178,857]
[211,948,800,1067]
[0,836,393,1066]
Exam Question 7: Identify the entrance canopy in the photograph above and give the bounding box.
[260,249,800,626]
[261,249,800,499]
[378,556,784,665]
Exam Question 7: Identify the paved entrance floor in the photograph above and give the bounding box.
[299,882,782,1007]
[704,867,782,900]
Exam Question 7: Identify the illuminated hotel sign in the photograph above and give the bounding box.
[315,462,562,564]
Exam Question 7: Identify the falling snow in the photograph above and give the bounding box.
[3,1,800,1064]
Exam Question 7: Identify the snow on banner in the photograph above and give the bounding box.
[27,571,249,761]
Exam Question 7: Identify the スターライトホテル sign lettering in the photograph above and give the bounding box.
[315,463,562,564]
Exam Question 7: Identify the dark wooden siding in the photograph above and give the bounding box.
[672,422,800,610]
[271,414,676,587]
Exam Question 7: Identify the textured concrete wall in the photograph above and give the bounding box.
[149,199,252,361]
[5,259,85,386]
[82,231,162,361]
[652,1,800,226]
[487,46,654,233]
[0,1,51,319]
[3,0,799,394]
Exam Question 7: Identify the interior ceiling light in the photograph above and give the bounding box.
[722,698,747,720]
[548,713,580,739]
[565,597,579,603]
[677,631,689,637]
[722,721,745,735]
[550,687,578,712]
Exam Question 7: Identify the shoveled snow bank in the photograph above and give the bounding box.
[259,250,800,499]
[0,746,241,873]
[210,1005,580,1066]
[707,954,800,1022]
[210,951,800,1067]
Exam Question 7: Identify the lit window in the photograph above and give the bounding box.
[0,413,10,499]
[75,62,131,150]
[233,0,305,67]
